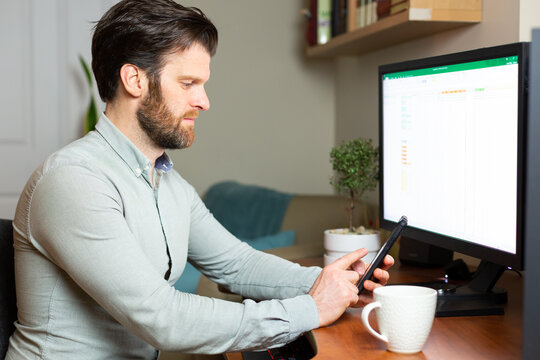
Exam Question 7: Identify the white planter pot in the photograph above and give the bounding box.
[323,229,381,266]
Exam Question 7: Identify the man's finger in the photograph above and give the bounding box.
[362,279,384,292]
[373,268,390,285]
[343,269,361,284]
[379,255,395,270]
[350,259,366,275]
[331,248,369,269]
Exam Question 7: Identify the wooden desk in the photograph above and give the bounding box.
[226,259,523,360]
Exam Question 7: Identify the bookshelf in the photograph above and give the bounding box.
[306,1,482,58]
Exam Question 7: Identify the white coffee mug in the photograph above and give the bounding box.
[361,285,437,354]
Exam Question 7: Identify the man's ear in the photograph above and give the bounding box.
[119,64,147,98]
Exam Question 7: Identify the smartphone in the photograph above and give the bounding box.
[357,215,408,294]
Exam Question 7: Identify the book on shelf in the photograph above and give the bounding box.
[377,0,391,19]
[372,0,379,23]
[331,0,348,37]
[304,0,318,46]
[354,0,379,30]
[390,0,409,15]
[357,0,366,29]
[341,0,410,35]
[346,0,357,32]
[366,0,378,26]
[317,0,332,44]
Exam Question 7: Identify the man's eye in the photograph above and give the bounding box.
[182,82,194,88]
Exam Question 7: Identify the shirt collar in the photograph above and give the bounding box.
[95,113,174,177]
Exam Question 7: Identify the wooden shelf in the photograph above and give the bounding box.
[306,2,482,58]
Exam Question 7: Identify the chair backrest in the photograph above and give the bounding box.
[0,219,16,358]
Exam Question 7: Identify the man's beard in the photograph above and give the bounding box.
[137,81,197,150]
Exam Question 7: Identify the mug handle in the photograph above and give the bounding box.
[361,301,388,343]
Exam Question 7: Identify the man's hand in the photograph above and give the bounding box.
[353,255,394,308]
[308,248,394,327]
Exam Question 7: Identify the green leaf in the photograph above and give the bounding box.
[78,55,94,89]
[79,54,99,133]
[84,97,99,133]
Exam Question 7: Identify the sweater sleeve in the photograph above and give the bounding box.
[184,181,322,301]
[27,165,320,354]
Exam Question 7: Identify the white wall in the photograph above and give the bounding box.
[0,0,114,218]
[169,0,336,196]
[520,0,540,41]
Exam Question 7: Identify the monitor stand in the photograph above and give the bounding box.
[406,260,508,317]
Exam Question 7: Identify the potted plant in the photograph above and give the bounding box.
[324,138,380,265]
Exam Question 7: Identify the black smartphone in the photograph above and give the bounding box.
[357,215,408,294]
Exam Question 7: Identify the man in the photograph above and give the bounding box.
[6,1,393,359]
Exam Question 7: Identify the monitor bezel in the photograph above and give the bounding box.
[378,42,529,270]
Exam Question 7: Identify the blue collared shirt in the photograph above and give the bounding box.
[7,114,320,359]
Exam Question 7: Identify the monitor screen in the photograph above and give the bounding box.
[379,43,528,272]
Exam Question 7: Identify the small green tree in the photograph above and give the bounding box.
[330,138,379,232]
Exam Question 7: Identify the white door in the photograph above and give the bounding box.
[0,0,116,219]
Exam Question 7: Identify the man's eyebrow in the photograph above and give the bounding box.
[177,75,206,82]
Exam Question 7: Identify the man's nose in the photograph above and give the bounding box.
[193,87,210,111]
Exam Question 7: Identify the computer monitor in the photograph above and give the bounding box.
[379,42,529,316]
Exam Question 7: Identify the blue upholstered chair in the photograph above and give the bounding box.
[0,219,16,358]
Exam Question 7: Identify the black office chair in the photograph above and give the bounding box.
[0,219,16,358]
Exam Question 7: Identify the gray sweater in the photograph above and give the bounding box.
[6,115,320,359]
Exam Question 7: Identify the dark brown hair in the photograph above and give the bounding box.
[91,0,218,102]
